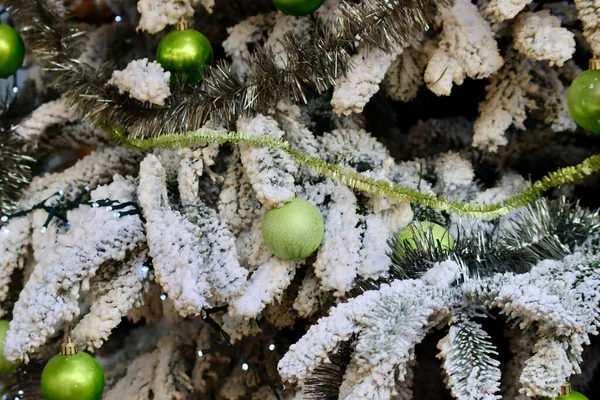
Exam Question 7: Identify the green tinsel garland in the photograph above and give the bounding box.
[111,127,600,220]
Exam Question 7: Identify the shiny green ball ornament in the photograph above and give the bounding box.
[396,221,455,253]
[542,391,588,400]
[41,339,104,400]
[568,65,600,134]
[272,0,325,16]
[262,198,325,260]
[0,320,18,375]
[156,28,213,84]
[0,25,25,79]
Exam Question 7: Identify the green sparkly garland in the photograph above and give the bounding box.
[111,127,600,220]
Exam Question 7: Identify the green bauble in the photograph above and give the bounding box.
[0,25,25,79]
[41,351,104,400]
[156,29,213,84]
[542,391,589,400]
[262,198,324,260]
[396,221,455,253]
[0,320,17,375]
[568,69,600,134]
[273,0,325,16]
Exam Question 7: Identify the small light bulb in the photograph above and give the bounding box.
[115,15,122,22]
[242,363,249,371]
[139,265,149,279]
[84,186,90,192]
[106,206,113,211]
[113,212,120,218]
[40,226,47,233]
[268,344,275,351]
[58,190,64,196]
[197,350,204,357]
[0,216,8,222]
[160,294,167,301]
[12,87,18,93]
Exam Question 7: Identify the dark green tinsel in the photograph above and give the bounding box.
[0,89,37,216]
[6,0,451,138]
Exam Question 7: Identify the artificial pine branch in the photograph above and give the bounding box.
[388,197,599,282]
[438,313,501,400]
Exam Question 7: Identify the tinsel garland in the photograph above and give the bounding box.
[6,0,450,138]
[111,127,600,220]
[0,89,37,216]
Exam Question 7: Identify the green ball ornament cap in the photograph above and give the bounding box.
[568,65,600,135]
[0,25,25,79]
[541,383,588,400]
[41,339,104,400]
[156,28,213,84]
[396,221,455,253]
[273,0,325,16]
[261,198,325,260]
[0,320,18,376]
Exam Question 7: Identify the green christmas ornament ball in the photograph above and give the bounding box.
[568,68,600,134]
[262,198,325,260]
[41,346,104,400]
[156,29,213,84]
[0,320,18,375]
[396,221,455,253]
[542,391,588,400]
[0,25,25,79]
[272,0,325,16]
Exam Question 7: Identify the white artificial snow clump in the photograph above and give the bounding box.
[0,217,31,316]
[137,0,193,34]
[473,53,533,151]
[486,0,533,22]
[332,45,403,115]
[422,260,462,286]
[313,183,363,296]
[222,13,276,77]
[72,248,150,350]
[434,152,475,193]
[237,115,298,208]
[519,338,576,398]
[357,214,393,280]
[229,257,297,318]
[513,11,576,66]
[425,0,503,96]
[14,98,79,143]
[109,59,171,106]
[574,0,600,56]
[424,50,465,96]
[384,38,430,103]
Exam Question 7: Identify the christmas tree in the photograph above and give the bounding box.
[1,0,600,399]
